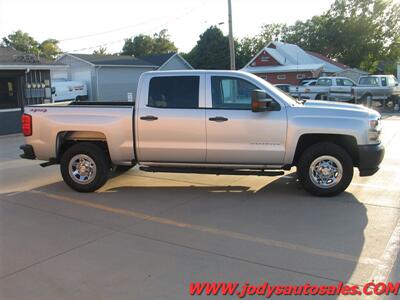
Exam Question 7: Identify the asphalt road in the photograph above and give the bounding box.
[0,115,399,300]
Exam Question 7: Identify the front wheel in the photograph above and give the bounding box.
[297,142,353,197]
[60,142,109,192]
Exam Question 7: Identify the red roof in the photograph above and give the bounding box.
[306,51,349,70]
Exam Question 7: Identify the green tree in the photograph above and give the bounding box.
[121,29,177,57]
[39,39,61,60]
[2,30,39,54]
[92,47,109,56]
[1,30,61,60]
[283,0,400,73]
[185,26,230,69]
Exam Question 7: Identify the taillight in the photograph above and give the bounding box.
[21,114,32,136]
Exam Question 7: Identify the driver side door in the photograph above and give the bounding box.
[205,74,287,166]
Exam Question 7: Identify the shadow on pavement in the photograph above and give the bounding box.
[26,171,370,293]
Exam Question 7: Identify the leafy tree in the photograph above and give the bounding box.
[283,0,400,73]
[1,30,61,60]
[121,29,177,57]
[92,47,109,56]
[185,26,230,69]
[39,39,61,60]
[2,30,39,54]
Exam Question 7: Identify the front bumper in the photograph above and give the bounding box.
[358,143,385,176]
[20,144,36,160]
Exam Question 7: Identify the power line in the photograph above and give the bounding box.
[65,6,199,53]
[59,17,170,42]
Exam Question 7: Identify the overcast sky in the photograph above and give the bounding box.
[0,0,385,54]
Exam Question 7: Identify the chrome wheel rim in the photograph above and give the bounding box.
[68,154,96,184]
[309,155,343,189]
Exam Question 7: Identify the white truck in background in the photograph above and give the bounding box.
[51,80,88,102]
[290,77,356,102]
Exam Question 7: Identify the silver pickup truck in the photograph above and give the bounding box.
[353,75,400,106]
[20,70,384,197]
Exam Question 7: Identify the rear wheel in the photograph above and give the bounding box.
[60,143,109,192]
[297,142,353,197]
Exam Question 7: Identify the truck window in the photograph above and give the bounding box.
[387,76,397,86]
[336,79,354,86]
[316,78,332,86]
[211,76,265,109]
[359,77,379,86]
[381,77,387,87]
[148,76,199,108]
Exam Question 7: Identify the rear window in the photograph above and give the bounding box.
[148,76,199,109]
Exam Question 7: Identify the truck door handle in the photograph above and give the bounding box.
[209,116,228,122]
[140,115,158,121]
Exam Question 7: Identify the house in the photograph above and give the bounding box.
[55,52,193,101]
[335,68,369,83]
[241,41,347,85]
[0,47,66,135]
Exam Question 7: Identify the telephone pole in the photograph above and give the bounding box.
[228,0,235,70]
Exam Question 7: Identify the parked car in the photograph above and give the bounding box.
[290,77,356,102]
[52,80,88,102]
[299,78,318,86]
[352,75,400,107]
[20,70,384,197]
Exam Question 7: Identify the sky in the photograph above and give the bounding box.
[0,0,355,54]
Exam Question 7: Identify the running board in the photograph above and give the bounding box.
[139,166,284,176]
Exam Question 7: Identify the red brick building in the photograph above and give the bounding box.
[241,41,347,85]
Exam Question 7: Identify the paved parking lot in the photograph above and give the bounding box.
[0,115,399,300]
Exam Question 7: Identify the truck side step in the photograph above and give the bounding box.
[139,166,284,176]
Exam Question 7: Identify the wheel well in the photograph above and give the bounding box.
[293,134,359,166]
[362,92,372,99]
[56,131,111,164]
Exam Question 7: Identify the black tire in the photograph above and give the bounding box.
[114,164,135,173]
[60,142,109,192]
[297,142,353,197]
[361,94,372,107]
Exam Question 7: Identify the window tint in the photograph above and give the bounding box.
[211,76,262,109]
[148,76,199,108]
[359,77,379,86]
[337,79,354,86]
[317,78,332,86]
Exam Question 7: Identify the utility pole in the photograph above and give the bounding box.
[228,0,235,70]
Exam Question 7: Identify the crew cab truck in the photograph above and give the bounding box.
[20,70,384,197]
[290,76,356,102]
[353,75,400,107]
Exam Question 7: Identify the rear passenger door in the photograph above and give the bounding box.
[137,75,206,163]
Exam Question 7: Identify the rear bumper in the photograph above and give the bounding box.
[20,144,36,160]
[358,143,385,176]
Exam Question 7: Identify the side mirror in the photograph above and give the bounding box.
[51,87,56,94]
[251,89,273,112]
